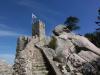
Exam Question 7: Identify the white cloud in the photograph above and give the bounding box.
[0,54,15,64]
[17,0,62,16]
[0,24,19,36]
[0,24,11,29]
[0,24,26,37]
[0,16,6,20]
[0,30,22,37]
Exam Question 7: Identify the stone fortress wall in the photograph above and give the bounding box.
[0,19,100,75]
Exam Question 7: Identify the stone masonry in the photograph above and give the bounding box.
[13,20,53,75]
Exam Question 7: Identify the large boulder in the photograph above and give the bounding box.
[50,24,100,75]
[0,59,13,75]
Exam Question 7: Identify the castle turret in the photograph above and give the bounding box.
[32,20,46,45]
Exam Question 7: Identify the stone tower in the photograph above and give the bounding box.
[32,20,45,41]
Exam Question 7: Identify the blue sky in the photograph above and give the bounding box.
[0,0,100,64]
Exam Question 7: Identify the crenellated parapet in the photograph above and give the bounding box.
[16,36,32,51]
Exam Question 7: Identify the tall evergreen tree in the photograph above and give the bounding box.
[95,8,100,47]
[64,16,80,31]
[85,8,100,48]
[95,8,100,31]
[85,33,97,46]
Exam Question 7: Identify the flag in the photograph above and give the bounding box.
[32,13,37,19]
[32,13,37,24]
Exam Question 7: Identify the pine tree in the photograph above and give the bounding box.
[95,8,100,31]
[84,8,100,48]
[64,16,80,31]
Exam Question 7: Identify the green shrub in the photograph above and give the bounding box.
[48,36,57,50]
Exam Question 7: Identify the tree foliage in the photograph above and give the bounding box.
[64,16,80,31]
[48,36,57,49]
[84,8,100,48]
[85,32,100,48]
[95,8,100,31]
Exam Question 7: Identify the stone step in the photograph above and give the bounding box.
[32,62,48,71]
[32,66,47,71]
[32,62,46,66]
[32,70,48,75]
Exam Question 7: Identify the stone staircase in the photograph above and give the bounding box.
[13,36,58,75]
[35,43,63,75]
[32,62,48,75]
[32,43,49,75]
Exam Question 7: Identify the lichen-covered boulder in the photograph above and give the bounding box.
[0,59,13,75]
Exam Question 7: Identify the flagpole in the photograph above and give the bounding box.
[32,13,37,24]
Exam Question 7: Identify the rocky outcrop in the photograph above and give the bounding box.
[0,59,13,75]
[48,25,100,75]
[2,19,100,75]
